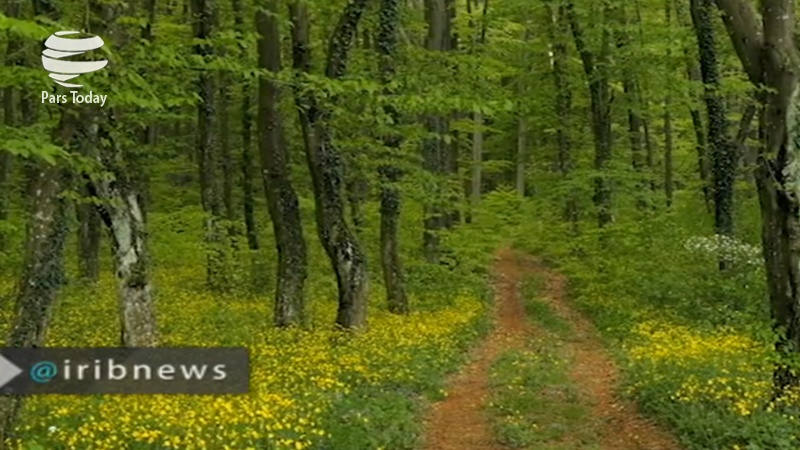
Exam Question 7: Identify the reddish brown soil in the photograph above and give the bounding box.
[421,248,683,450]
[421,248,527,450]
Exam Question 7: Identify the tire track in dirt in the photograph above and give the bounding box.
[520,255,682,450]
[422,248,683,450]
[421,248,527,450]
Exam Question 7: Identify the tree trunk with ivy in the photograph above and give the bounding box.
[0,133,70,443]
[691,0,735,238]
[377,0,409,314]
[290,0,370,329]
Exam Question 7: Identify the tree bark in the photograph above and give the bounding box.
[664,0,675,207]
[290,0,369,329]
[664,107,675,207]
[77,191,101,282]
[470,111,483,207]
[422,0,448,260]
[567,0,614,227]
[674,0,713,212]
[232,0,258,251]
[516,116,526,197]
[0,127,70,442]
[258,0,308,327]
[547,2,577,223]
[469,0,488,210]
[219,83,236,233]
[89,130,158,347]
[191,0,227,290]
[617,7,648,209]
[75,114,102,283]
[377,0,409,314]
[691,0,735,237]
[714,0,800,390]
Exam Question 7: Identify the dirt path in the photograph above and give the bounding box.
[421,248,682,450]
[421,248,528,450]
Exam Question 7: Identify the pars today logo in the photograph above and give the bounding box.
[41,31,108,107]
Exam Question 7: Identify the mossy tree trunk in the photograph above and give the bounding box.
[290,0,370,329]
[257,0,308,327]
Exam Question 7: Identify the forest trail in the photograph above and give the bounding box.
[421,248,683,450]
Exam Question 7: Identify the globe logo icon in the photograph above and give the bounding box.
[41,31,108,89]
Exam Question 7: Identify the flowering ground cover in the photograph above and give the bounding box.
[512,202,800,450]
[0,268,486,449]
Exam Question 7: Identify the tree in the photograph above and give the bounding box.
[86,0,158,347]
[191,0,228,290]
[75,119,102,283]
[546,0,577,224]
[566,0,614,228]
[376,0,409,314]
[422,0,450,260]
[691,0,735,238]
[714,0,800,390]
[234,0,259,251]
[257,0,308,327]
[469,0,489,211]
[289,0,370,329]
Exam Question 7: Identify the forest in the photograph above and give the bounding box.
[1,0,799,448]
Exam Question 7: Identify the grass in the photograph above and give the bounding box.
[511,200,800,450]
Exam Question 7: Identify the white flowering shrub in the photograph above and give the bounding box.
[683,235,763,268]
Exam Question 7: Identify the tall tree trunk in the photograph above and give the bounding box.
[88,0,158,348]
[258,0,308,327]
[233,0,258,251]
[191,0,227,290]
[516,116,526,197]
[242,109,259,251]
[548,2,577,223]
[77,193,101,282]
[470,111,483,207]
[664,0,675,207]
[0,0,21,254]
[618,5,648,209]
[674,0,713,212]
[690,107,712,211]
[643,118,657,193]
[664,107,675,207]
[469,0,489,210]
[290,0,369,329]
[567,0,613,227]
[219,83,236,238]
[134,0,156,222]
[377,0,409,314]
[0,114,71,441]
[443,0,460,228]
[76,114,102,282]
[691,0,735,237]
[715,0,800,390]
[445,0,462,226]
[90,117,158,347]
[422,0,448,260]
